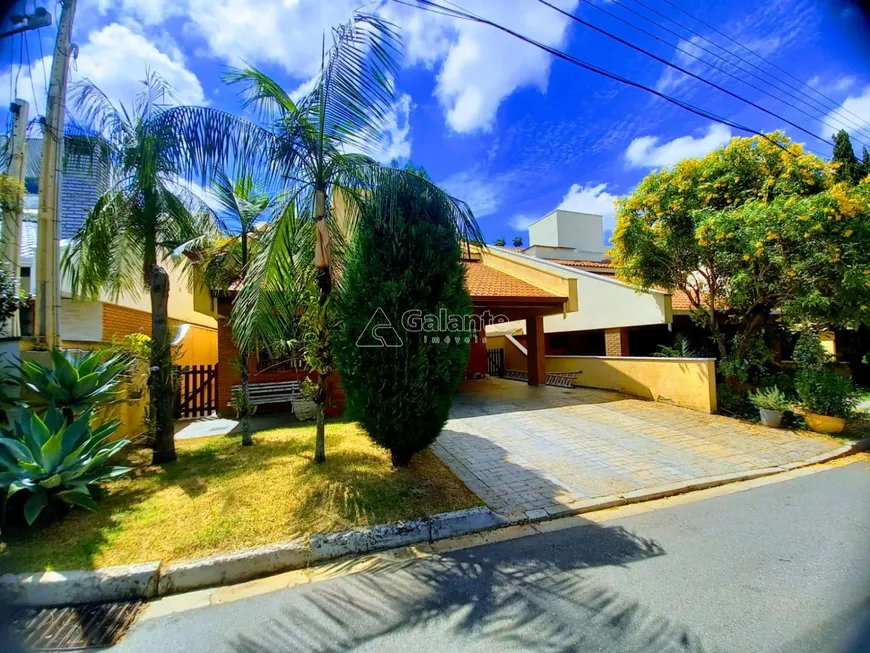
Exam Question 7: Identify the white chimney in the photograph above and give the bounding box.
[526,210,605,261]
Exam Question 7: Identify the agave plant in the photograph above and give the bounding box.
[0,406,130,525]
[21,349,130,421]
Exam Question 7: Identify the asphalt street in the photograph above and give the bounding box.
[74,461,870,651]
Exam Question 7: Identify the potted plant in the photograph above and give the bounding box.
[749,387,791,428]
[795,369,858,434]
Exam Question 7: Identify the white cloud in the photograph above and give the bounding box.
[824,84,870,134]
[509,214,536,231]
[383,0,580,133]
[440,172,501,217]
[91,0,184,26]
[0,23,204,119]
[183,0,360,79]
[625,124,732,168]
[558,182,620,231]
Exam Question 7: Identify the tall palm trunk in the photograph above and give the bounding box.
[313,186,329,464]
[240,226,252,446]
[150,264,176,464]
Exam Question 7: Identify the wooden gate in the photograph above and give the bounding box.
[175,365,218,419]
[487,348,505,377]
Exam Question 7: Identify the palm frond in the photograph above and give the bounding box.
[230,196,316,354]
[311,12,402,153]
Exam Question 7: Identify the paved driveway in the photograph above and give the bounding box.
[433,379,842,517]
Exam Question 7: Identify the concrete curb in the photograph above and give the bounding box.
[5,437,867,607]
[157,540,308,596]
[0,562,160,608]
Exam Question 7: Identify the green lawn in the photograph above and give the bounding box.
[0,420,481,573]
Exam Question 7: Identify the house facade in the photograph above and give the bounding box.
[5,136,217,365]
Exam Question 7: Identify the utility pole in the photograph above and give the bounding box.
[35,0,77,349]
[1,99,29,337]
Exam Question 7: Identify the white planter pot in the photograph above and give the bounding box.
[758,408,783,428]
[291,399,318,421]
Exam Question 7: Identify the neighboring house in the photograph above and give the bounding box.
[7,136,217,366]
[490,209,677,357]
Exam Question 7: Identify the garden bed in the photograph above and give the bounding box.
[0,421,482,573]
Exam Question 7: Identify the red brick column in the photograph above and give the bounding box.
[526,315,546,386]
[604,327,630,357]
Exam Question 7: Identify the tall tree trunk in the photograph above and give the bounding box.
[314,372,327,465]
[240,227,252,446]
[313,186,329,463]
[150,264,176,464]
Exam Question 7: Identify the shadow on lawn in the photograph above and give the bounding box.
[228,519,709,653]
[0,418,405,572]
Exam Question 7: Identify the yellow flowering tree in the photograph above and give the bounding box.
[612,131,870,363]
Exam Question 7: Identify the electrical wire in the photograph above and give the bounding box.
[23,30,41,117]
[604,0,870,141]
[535,0,834,148]
[569,0,870,148]
[620,0,870,139]
[35,0,49,102]
[393,0,798,154]
[658,0,870,129]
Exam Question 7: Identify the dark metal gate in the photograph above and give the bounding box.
[175,364,218,418]
[487,348,505,377]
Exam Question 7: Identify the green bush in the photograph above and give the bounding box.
[717,382,753,417]
[0,406,130,525]
[796,369,858,419]
[335,174,471,467]
[749,386,791,412]
[21,349,130,421]
[793,330,830,372]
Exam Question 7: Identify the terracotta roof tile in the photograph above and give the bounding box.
[463,261,558,299]
[547,258,615,271]
[669,289,695,311]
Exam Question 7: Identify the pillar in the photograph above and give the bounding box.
[604,327,630,357]
[526,315,546,386]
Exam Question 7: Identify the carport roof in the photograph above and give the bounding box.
[463,260,559,301]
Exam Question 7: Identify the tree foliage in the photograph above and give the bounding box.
[832,129,861,184]
[611,132,870,361]
[334,172,471,467]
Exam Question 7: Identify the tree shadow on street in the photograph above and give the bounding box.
[230,518,710,652]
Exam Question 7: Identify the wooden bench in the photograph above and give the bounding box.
[230,380,301,406]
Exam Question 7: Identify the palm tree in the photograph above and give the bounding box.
[186,169,275,446]
[168,13,483,463]
[512,236,523,247]
[61,74,223,464]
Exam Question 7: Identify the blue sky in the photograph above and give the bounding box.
[3,0,870,243]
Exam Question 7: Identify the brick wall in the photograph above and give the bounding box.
[216,315,343,416]
[604,327,630,357]
[102,303,152,341]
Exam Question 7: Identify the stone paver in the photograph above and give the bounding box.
[433,378,842,515]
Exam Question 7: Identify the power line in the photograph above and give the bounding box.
[23,29,41,117]
[620,0,870,140]
[658,0,870,130]
[535,0,834,148]
[393,0,798,155]
[569,0,870,148]
[604,0,870,142]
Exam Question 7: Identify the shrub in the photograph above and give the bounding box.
[796,369,858,419]
[0,263,31,325]
[335,175,471,467]
[793,330,829,372]
[717,382,753,417]
[652,334,698,358]
[749,387,791,412]
[21,349,130,422]
[0,406,130,525]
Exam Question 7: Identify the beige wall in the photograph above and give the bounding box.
[546,356,717,414]
[174,323,219,366]
[498,344,717,413]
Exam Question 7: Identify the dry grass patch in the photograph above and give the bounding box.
[0,420,481,573]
